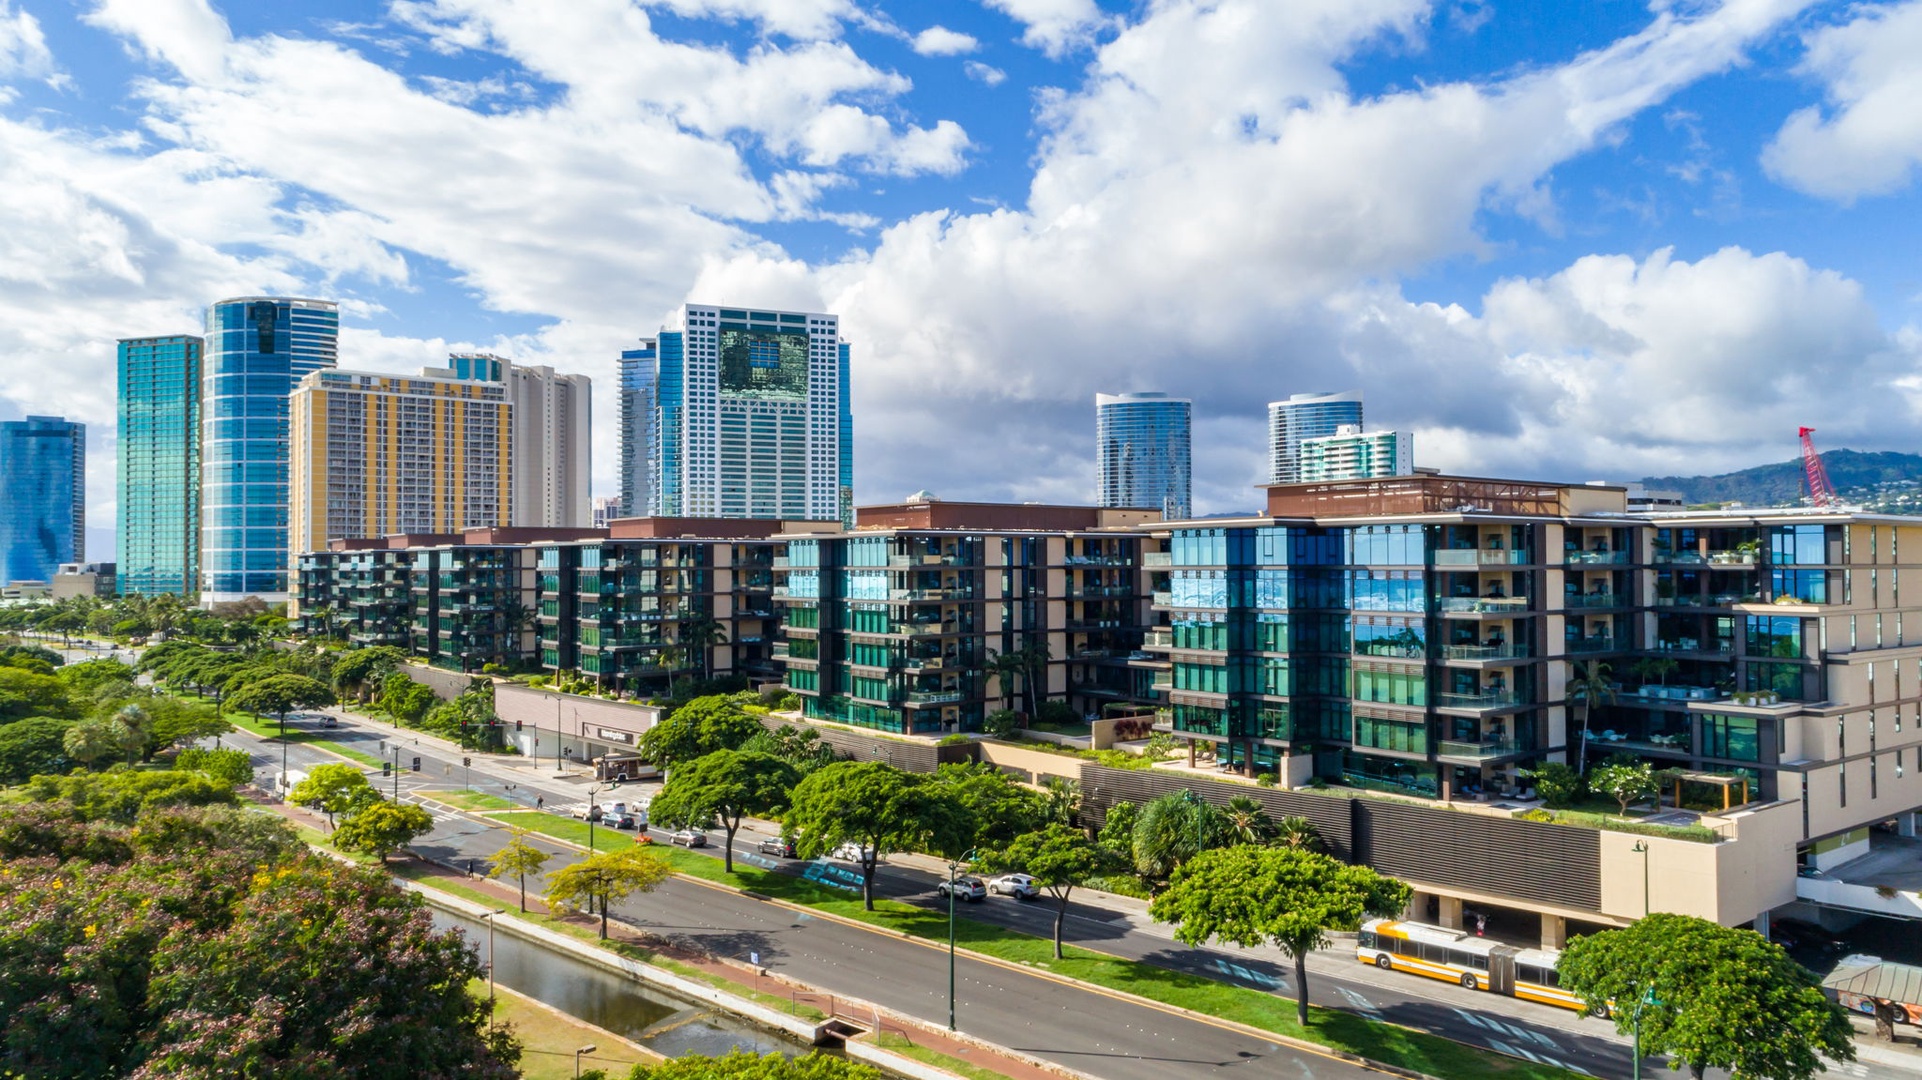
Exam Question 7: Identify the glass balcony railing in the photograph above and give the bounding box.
[1439,642,1531,661]
[1437,738,1520,759]
[1152,591,1174,607]
[1432,549,1530,566]
[1564,592,1623,609]
[1142,551,1173,568]
[906,690,966,705]
[1566,635,1617,654]
[1436,689,1522,709]
[1436,596,1532,613]
[1142,629,1174,648]
[1565,550,1630,565]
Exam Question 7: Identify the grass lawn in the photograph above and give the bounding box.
[492,811,645,853]
[430,788,522,811]
[477,980,655,1080]
[870,1031,1014,1080]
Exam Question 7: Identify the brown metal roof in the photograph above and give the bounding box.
[1824,961,1922,1006]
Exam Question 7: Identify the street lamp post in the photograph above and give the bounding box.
[574,1045,597,1079]
[1631,840,1651,916]
[480,908,506,1008]
[279,713,290,792]
[946,848,975,1032]
[554,694,564,776]
[586,781,609,852]
[1630,986,1662,1080]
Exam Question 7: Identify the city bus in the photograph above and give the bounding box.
[1356,919,1588,1012]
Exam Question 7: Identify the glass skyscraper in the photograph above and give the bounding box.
[118,335,202,595]
[1096,392,1192,519]
[1267,390,1363,485]
[620,305,851,525]
[200,297,338,603]
[0,416,85,585]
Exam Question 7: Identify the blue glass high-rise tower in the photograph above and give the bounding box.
[200,297,338,604]
[1267,390,1363,485]
[1096,392,1192,519]
[0,416,85,585]
[118,335,203,596]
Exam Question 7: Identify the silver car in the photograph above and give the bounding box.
[989,873,1040,899]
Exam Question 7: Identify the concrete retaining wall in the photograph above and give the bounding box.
[495,683,664,764]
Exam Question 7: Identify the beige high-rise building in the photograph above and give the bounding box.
[448,355,591,528]
[289,368,512,556]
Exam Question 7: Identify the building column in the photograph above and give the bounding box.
[1438,895,1464,931]
[1187,738,1197,768]
[1899,811,1919,839]
[1752,909,1773,941]
[1405,891,1431,922]
[1540,913,1567,950]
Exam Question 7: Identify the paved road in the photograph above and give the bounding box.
[230,714,1903,1080]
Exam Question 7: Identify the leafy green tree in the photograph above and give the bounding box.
[1558,913,1854,1080]
[1041,776,1080,826]
[380,670,438,727]
[630,1049,885,1079]
[289,762,375,829]
[638,694,764,767]
[1131,790,1228,890]
[174,747,256,789]
[980,823,1122,958]
[488,828,553,912]
[62,717,119,770]
[1527,761,1585,807]
[109,703,151,766]
[55,658,137,702]
[738,724,840,774]
[1096,800,1138,860]
[331,799,436,863]
[929,762,1046,849]
[127,805,305,866]
[1568,660,1615,777]
[544,846,674,939]
[648,750,799,872]
[144,697,232,758]
[226,673,335,734]
[0,716,71,784]
[1150,845,1409,1027]
[22,768,237,824]
[0,666,75,721]
[1590,757,1658,817]
[786,761,972,910]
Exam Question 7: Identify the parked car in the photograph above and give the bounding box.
[937,875,987,902]
[758,836,798,858]
[831,842,876,863]
[988,873,1040,900]
[670,829,708,848]
[601,811,637,830]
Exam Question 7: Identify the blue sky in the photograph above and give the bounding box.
[3,0,1922,545]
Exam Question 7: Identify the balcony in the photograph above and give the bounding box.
[891,587,974,602]
[1564,592,1623,610]
[1655,551,1708,565]
[1436,689,1523,710]
[1142,629,1173,649]
[1436,738,1521,760]
[1436,596,1532,614]
[1565,550,1631,565]
[903,656,945,671]
[770,643,791,659]
[906,690,966,705]
[772,556,791,569]
[1066,585,1132,599]
[1439,642,1531,662]
[1432,548,1530,566]
[1152,590,1174,607]
[1655,638,1734,655]
[1142,551,1173,568]
[1566,635,1618,654]
[1150,674,1174,691]
[1707,550,1758,566]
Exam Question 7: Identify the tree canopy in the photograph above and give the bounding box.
[928,762,1046,850]
[629,1050,884,1079]
[1132,790,1230,889]
[979,823,1122,958]
[638,695,765,766]
[488,828,553,912]
[1149,845,1409,1026]
[647,749,798,872]
[288,762,375,828]
[226,673,334,724]
[545,846,673,939]
[1557,913,1853,1080]
[331,799,436,864]
[785,760,971,910]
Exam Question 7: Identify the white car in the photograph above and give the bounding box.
[989,873,1040,899]
[831,842,876,863]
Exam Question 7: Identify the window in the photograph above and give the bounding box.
[1702,713,1761,761]
[1354,713,1428,754]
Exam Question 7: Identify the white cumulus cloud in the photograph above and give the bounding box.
[912,25,979,56]
[1762,0,1922,201]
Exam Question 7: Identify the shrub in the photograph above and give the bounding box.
[1255,772,1277,787]
[1519,808,1555,823]
[1036,700,1078,728]
[1111,716,1154,741]
[1529,762,1585,808]
[936,733,971,746]
[984,709,1021,738]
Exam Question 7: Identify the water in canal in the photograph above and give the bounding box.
[432,909,800,1058]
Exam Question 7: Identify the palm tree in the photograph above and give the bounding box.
[1632,655,1678,688]
[986,648,1027,714]
[1019,640,1053,717]
[678,614,729,682]
[1223,795,1277,845]
[1272,815,1323,852]
[1568,660,1616,777]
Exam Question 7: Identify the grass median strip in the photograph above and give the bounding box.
[484,823,1582,1080]
[430,788,523,811]
[869,1031,1015,1080]
[225,711,382,768]
[491,811,643,853]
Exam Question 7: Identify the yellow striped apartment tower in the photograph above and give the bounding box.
[290,367,512,555]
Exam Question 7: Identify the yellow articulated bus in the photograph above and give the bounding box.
[1356,919,1588,1012]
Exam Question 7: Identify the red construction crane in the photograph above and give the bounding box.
[1800,426,1839,508]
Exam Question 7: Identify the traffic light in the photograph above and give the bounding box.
[463,756,471,767]
[411,757,422,772]
[382,762,392,776]
[515,720,523,732]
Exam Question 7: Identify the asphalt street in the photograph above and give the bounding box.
[226,710,1902,1080]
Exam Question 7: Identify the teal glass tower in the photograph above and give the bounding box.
[118,335,203,596]
[0,416,85,585]
[1097,392,1191,519]
[200,297,338,603]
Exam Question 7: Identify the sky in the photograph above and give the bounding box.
[5,0,1922,550]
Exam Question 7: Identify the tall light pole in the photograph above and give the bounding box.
[1630,986,1662,1080]
[946,848,975,1032]
[480,908,506,1008]
[574,1045,597,1079]
[1632,840,1650,916]
[554,693,564,776]
[586,781,609,852]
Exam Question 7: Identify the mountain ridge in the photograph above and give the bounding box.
[1641,449,1922,509]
